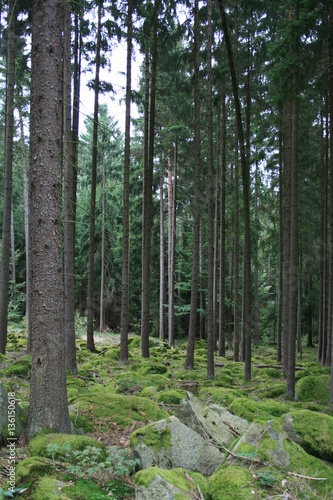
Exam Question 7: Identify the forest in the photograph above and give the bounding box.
[0,0,333,498]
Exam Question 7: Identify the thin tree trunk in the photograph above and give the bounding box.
[159,165,165,341]
[254,161,260,345]
[199,228,205,340]
[63,1,77,371]
[100,154,105,332]
[10,199,16,307]
[277,112,283,362]
[185,0,201,369]
[213,119,220,352]
[329,0,333,414]
[87,3,102,353]
[297,253,302,359]
[120,0,132,361]
[219,0,252,379]
[0,0,15,354]
[219,89,226,357]
[206,0,214,379]
[19,108,30,341]
[141,0,159,358]
[168,140,174,346]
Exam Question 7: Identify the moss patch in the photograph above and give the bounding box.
[208,465,263,499]
[155,390,187,405]
[229,397,290,422]
[15,456,53,485]
[33,476,71,500]
[135,467,208,497]
[2,356,31,377]
[28,432,104,458]
[198,387,245,406]
[70,386,168,432]
[288,409,333,461]
[295,375,330,406]
[130,420,171,451]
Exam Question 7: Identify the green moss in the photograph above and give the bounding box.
[130,420,171,451]
[131,361,168,376]
[104,346,121,361]
[62,478,115,499]
[261,383,286,398]
[236,442,255,455]
[230,397,290,422]
[209,465,262,499]
[295,375,330,406]
[28,432,103,458]
[284,438,333,497]
[15,456,53,485]
[289,410,333,460]
[135,467,208,497]
[140,386,157,399]
[155,390,187,405]
[198,387,244,406]
[70,387,168,431]
[3,356,31,377]
[33,476,71,499]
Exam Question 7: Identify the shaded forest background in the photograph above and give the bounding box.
[0,0,333,408]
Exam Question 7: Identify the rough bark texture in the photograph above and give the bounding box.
[218,90,226,357]
[120,0,132,362]
[329,2,333,414]
[86,4,102,353]
[159,167,165,341]
[185,0,200,370]
[277,113,283,362]
[27,0,70,439]
[0,0,15,354]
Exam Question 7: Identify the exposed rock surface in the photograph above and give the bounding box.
[177,391,249,447]
[130,415,223,476]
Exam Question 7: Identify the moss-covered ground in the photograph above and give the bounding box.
[0,322,332,499]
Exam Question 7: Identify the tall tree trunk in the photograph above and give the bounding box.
[329,0,333,413]
[219,0,252,379]
[322,107,329,365]
[10,199,16,307]
[307,264,313,347]
[86,3,102,353]
[141,0,159,358]
[27,0,70,439]
[286,2,299,400]
[185,0,201,369]
[159,164,165,341]
[254,161,260,345]
[199,228,205,340]
[206,0,214,379]
[168,141,174,346]
[63,1,77,371]
[120,0,132,362]
[277,112,283,362]
[297,253,302,359]
[219,90,226,357]
[0,0,15,355]
[100,153,105,332]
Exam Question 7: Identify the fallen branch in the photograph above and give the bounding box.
[288,472,328,481]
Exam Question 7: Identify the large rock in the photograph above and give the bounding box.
[283,410,333,462]
[0,381,27,444]
[130,415,223,477]
[231,420,290,468]
[177,391,249,447]
[135,467,208,500]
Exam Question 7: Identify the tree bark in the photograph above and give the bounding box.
[218,89,226,357]
[277,112,283,362]
[159,165,165,341]
[185,0,201,369]
[141,0,159,358]
[120,0,132,362]
[63,1,77,371]
[99,153,105,332]
[0,0,15,354]
[206,0,214,379]
[27,0,70,439]
[87,3,102,353]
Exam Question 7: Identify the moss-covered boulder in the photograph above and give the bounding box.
[0,381,27,444]
[229,397,290,423]
[295,375,330,406]
[135,467,208,500]
[33,476,71,500]
[283,410,333,462]
[69,386,168,432]
[2,356,31,377]
[28,432,104,458]
[177,392,249,448]
[155,389,187,405]
[208,465,265,499]
[198,387,244,406]
[130,415,223,476]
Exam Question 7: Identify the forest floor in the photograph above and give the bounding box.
[0,320,332,499]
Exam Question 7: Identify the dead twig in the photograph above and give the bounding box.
[288,472,328,481]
